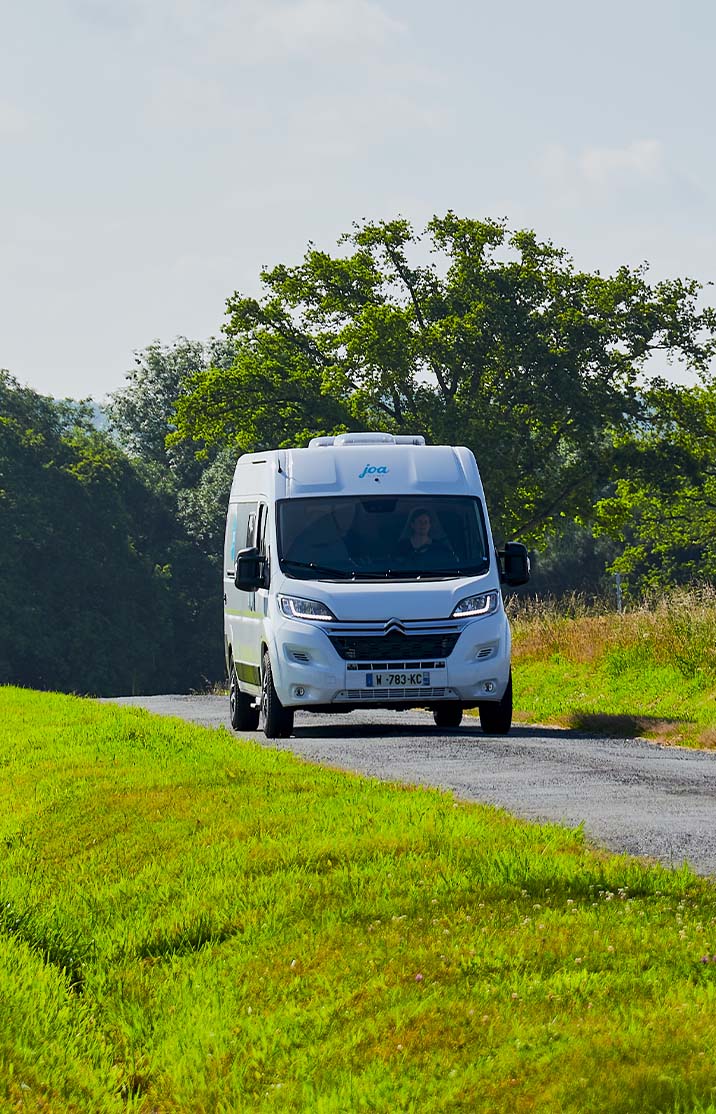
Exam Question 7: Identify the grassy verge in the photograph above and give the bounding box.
[3,687,716,1111]
[510,590,716,748]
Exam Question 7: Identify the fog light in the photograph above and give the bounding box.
[484,681,496,693]
[294,686,306,697]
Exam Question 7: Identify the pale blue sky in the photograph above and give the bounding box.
[2,0,714,400]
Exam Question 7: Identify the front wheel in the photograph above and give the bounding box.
[478,672,513,735]
[433,703,463,729]
[260,652,294,739]
[229,663,259,731]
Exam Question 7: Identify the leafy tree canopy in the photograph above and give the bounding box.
[172,213,716,543]
[0,371,223,695]
[105,337,236,482]
[105,338,239,557]
[0,368,94,439]
[595,384,716,593]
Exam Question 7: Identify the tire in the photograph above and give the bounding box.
[433,703,463,729]
[229,662,259,731]
[260,652,294,739]
[478,672,513,735]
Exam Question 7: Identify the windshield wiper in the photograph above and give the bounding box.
[281,558,487,581]
[386,570,455,579]
[383,567,484,579]
[281,558,352,579]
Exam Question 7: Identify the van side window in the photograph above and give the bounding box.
[234,504,253,560]
[225,506,238,570]
[246,510,257,549]
[257,503,268,557]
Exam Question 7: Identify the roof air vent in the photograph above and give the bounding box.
[334,432,396,446]
[308,432,426,448]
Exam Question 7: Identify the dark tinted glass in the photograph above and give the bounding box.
[277,495,489,580]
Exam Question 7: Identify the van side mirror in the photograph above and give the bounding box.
[499,542,530,587]
[235,547,267,591]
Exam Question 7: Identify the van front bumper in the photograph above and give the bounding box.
[268,611,512,709]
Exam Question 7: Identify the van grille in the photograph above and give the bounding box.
[329,632,460,661]
[335,687,452,702]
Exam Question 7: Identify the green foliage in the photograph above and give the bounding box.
[596,384,716,593]
[0,371,223,695]
[107,337,241,562]
[173,214,716,543]
[176,442,238,554]
[105,336,236,478]
[524,519,620,600]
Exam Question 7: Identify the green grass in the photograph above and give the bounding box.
[510,591,716,748]
[4,686,716,1112]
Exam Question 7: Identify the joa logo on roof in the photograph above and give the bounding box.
[358,464,389,478]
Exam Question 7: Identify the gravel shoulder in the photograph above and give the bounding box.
[108,695,716,877]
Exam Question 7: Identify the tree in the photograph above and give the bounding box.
[0,371,223,695]
[524,520,621,601]
[176,444,239,556]
[172,214,716,543]
[595,384,716,593]
[105,336,240,559]
[105,336,236,482]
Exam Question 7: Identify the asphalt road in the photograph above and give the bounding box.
[109,695,716,877]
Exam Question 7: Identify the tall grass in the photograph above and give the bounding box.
[508,587,716,746]
[4,687,716,1111]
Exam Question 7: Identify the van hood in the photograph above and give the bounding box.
[276,574,498,623]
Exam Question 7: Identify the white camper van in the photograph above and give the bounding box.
[223,433,529,738]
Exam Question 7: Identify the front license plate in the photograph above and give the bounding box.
[365,671,430,688]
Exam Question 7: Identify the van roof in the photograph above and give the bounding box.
[230,436,483,501]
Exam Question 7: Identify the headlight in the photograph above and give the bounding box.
[451,591,499,618]
[278,595,337,622]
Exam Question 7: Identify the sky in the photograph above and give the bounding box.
[2,0,715,401]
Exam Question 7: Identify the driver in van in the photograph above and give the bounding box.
[395,508,455,565]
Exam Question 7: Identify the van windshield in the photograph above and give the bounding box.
[277,495,490,580]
